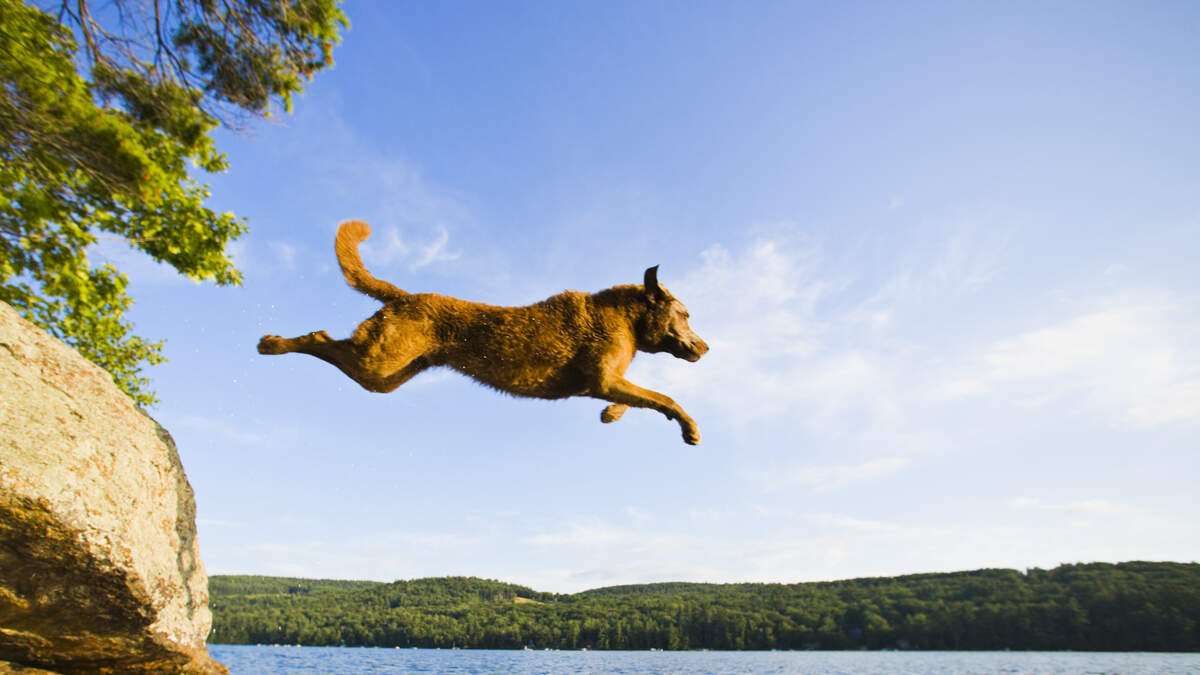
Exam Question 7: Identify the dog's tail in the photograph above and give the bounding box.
[335,220,408,302]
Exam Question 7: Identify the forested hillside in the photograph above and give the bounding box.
[209,562,1200,651]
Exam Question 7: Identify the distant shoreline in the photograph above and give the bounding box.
[208,561,1200,652]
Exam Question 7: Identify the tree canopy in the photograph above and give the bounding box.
[0,0,347,404]
[208,562,1200,651]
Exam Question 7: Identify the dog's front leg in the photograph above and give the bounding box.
[600,404,628,423]
[595,377,700,445]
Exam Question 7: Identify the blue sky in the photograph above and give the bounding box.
[100,1,1199,593]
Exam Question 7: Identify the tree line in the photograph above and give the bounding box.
[208,561,1200,651]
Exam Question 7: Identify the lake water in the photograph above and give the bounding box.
[207,645,1200,674]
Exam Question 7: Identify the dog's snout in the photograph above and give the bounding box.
[683,336,709,361]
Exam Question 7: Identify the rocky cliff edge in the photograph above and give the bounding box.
[0,301,226,674]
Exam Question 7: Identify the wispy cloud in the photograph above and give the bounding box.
[800,511,953,537]
[360,224,461,271]
[744,456,911,492]
[196,518,246,528]
[632,223,1199,454]
[525,521,628,549]
[260,99,472,279]
[940,293,1200,427]
[208,498,1198,593]
[164,413,277,448]
[632,234,864,428]
[267,241,301,269]
[1009,497,1126,515]
[218,529,491,582]
[632,226,992,440]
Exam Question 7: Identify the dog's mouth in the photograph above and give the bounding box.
[671,337,708,362]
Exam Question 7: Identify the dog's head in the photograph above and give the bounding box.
[637,265,709,362]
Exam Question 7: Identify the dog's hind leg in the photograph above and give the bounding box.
[257,331,363,377]
[257,331,429,393]
[594,377,700,445]
[258,331,336,356]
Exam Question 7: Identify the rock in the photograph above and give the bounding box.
[0,662,62,674]
[0,302,226,674]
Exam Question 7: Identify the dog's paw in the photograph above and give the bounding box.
[683,426,701,445]
[257,335,287,354]
[600,404,628,424]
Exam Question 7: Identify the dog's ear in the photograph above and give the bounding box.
[644,265,665,302]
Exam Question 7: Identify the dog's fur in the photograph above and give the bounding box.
[257,221,709,444]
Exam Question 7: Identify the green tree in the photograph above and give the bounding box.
[0,0,347,404]
[205,565,1200,652]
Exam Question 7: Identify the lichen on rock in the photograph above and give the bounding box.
[0,302,226,674]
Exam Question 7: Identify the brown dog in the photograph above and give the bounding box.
[257,221,709,444]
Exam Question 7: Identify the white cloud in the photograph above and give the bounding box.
[411,225,461,269]
[801,511,952,537]
[267,241,300,269]
[220,529,491,582]
[623,506,652,524]
[358,224,460,273]
[636,223,1199,447]
[632,235,869,428]
[631,227,987,440]
[358,530,487,554]
[862,224,1009,307]
[525,521,628,549]
[196,518,245,528]
[519,559,728,593]
[1009,497,1126,515]
[940,294,1200,427]
[745,456,911,492]
[684,503,1196,587]
[206,497,1198,593]
[357,226,410,267]
[261,100,471,279]
[165,413,275,448]
[270,563,311,577]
